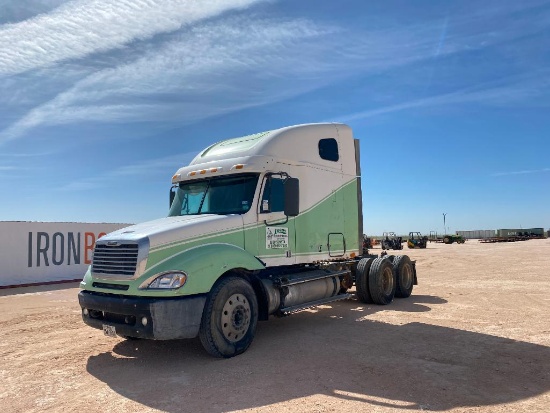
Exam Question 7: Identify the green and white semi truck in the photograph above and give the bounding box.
[78,123,417,357]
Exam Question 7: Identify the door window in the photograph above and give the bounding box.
[260,176,285,213]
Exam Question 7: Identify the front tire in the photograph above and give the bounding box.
[199,277,258,358]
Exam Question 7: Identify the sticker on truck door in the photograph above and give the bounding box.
[266,227,288,249]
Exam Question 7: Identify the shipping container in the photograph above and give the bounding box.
[496,228,544,237]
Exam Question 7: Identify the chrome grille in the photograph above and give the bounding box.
[92,243,139,276]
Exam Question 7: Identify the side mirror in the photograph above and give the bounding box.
[284,178,299,217]
[169,186,176,208]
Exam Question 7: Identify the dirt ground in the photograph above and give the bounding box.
[1,239,549,413]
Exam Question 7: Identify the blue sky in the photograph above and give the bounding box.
[0,0,549,235]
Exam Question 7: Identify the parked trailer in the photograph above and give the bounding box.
[429,231,444,243]
[496,228,545,238]
[78,123,418,358]
[456,230,496,240]
[479,235,542,243]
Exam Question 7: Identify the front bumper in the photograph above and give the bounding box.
[78,291,206,340]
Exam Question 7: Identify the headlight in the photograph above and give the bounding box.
[141,271,187,290]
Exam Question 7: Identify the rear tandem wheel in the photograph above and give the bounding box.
[355,257,374,303]
[368,257,396,305]
[392,255,414,298]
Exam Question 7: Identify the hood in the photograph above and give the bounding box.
[99,214,244,249]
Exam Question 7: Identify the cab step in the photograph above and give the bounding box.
[280,293,352,315]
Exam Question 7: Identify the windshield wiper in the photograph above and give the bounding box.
[197,179,211,214]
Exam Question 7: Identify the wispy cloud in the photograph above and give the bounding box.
[58,152,197,191]
[2,0,550,146]
[0,150,55,157]
[0,0,70,25]
[492,168,550,177]
[0,0,265,76]
[0,17,338,144]
[0,165,23,179]
[332,71,550,123]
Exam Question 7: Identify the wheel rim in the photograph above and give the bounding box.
[382,266,394,295]
[221,293,251,343]
[401,264,413,289]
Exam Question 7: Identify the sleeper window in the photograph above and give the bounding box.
[318,138,339,162]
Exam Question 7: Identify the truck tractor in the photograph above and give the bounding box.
[407,232,428,249]
[443,234,466,244]
[78,123,418,358]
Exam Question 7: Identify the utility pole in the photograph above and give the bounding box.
[443,213,447,235]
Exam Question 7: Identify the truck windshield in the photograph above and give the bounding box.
[168,174,259,216]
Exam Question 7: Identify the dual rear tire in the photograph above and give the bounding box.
[355,255,414,304]
[393,255,414,298]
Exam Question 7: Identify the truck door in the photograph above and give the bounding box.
[255,174,296,265]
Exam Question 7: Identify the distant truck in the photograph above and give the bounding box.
[443,234,465,244]
[429,232,465,244]
[78,123,417,357]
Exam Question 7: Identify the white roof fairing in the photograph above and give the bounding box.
[173,123,356,182]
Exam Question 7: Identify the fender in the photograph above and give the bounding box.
[142,243,265,295]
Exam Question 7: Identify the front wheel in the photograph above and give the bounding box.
[199,277,258,358]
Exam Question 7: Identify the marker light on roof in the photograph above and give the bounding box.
[232,164,245,170]
[187,167,223,177]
